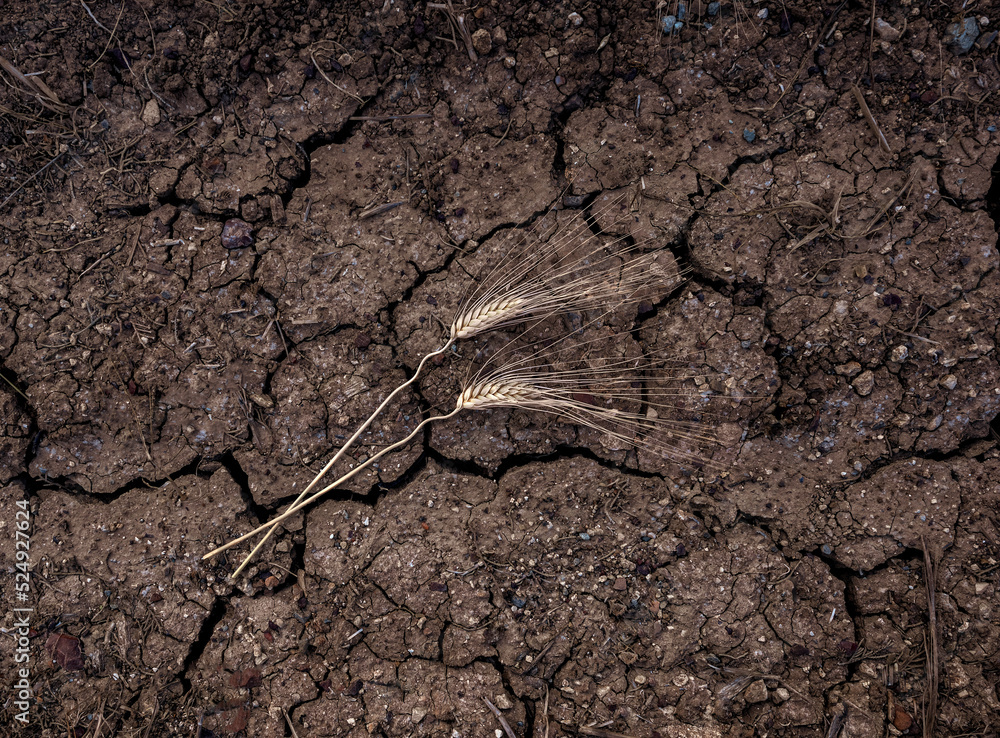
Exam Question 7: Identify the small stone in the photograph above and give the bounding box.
[707,1,720,15]
[743,128,756,143]
[940,374,958,390]
[411,707,426,724]
[141,98,160,126]
[493,692,513,710]
[945,17,980,54]
[471,28,492,56]
[493,27,507,44]
[568,11,583,27]
[613,577,627,591]
[892,705,913,731]
[221,218,254,250]
[773,687,790,703]
[926,414,943,431]
[853,370,875,396]
[875,18,900,42]
[805,108,816,120]
[835,361,862,377]
[503,56,516,69]
[745,679,768,703]
[757,8,768,20]
[890,345,909,362]
[977,30,998,49]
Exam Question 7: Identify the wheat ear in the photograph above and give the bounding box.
[206,192,682,573]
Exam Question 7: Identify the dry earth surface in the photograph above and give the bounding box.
[1,0,999,736]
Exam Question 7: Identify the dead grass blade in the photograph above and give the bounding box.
[0,55,70,115]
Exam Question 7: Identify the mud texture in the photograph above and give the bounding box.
[1,1,999,736]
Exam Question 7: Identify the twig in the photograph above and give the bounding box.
[282,709,299,738]
[87,0,128,71]
[348,113,431,122]
[358,200,406,219]
[0,151,66,210]
[851,84,891,155]
[80,0,111,32]
[428,1,478,61]
[483,698,516,738]
[310,50,364,103]
[922,538,939,738]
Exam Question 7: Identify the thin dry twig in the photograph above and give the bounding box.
[358,200,406,219]
[80,0,111,32]
[349,113,431,122]
[0,150,66,211]
[922,538,939,738]
[428,1,478,61]
[483,698,516,738]
[851,84,891,155]
[310,49,364,103]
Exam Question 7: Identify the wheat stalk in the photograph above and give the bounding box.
[205,190,689,575]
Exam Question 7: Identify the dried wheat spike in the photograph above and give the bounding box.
[207,188,690,575]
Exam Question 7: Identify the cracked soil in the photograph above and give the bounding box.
[1,0,999,736]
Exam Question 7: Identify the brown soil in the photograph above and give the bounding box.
[1,1,999,736]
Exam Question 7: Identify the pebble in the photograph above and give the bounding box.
[221,218,254,250]
[568,12,583,27]
[613,577,627,591]
[940,374,958,390]
[852,370,875,396]
[141,98,160,127]
[471,28,492,56]
[773,687,790,703]
[743,128,756,143]
[835,361,862,377]
[889,345,908,362]
[745,679,768,703]
[707,1,720,15]
[661,15,682,34]
[875,18,901,42]
[978,30,998,49]
[945,17,980,54]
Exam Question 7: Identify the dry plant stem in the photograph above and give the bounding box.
[222,343,453,573]
[206,408,461,569]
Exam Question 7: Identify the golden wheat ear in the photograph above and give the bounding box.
[456,344,725,470]
[206,189,690,575]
